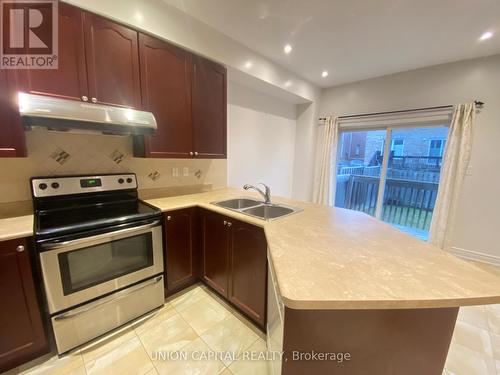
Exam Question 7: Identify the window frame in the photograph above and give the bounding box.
[390,138,405,157]
[428,138,446,157]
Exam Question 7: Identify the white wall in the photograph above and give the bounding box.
[291,102,319,201]
[319,54,500,263]
[227,82,297,198]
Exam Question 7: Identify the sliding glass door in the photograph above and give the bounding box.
[335,130,386,216]
[335,126,449,240]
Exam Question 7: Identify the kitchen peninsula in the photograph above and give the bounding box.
[145,188,500,375]
[1,188,500,374]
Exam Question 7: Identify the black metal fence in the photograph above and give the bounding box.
[335,175,439,231]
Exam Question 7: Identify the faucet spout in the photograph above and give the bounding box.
[243,183,271,204]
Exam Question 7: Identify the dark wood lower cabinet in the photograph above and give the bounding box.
[228,220,267,327]
[0,238,48,372]
[164,208,198,294]
[201,210,230,297]
[200,209,267,328]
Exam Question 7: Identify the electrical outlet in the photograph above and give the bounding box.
[183,167,189,177]
[172,168,179,177]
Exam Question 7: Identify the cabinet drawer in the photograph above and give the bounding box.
[52,275,164,353]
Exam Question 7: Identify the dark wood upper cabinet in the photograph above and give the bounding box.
[0,70,26,157]
[20,3,88,101]
[84,12,141,108]
[192,56,227,158]
[202,210,230,296]
[0,238,48,372]
[164,208,198,293]
[136,33,192,158]
[228,220,267,327]
[0,4,227,159]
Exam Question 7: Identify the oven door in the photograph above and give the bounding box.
[39,220,163,314]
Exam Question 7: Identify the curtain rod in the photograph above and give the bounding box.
[318,101,485,121]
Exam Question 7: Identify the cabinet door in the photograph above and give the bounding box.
[191,56,227,158]
[164,208,197,293]
[136,34,192,158]
[202,211,229,296]
[0,70,26,157]
[0,238,48,372]
[21,3,88,101]
[228,220,267,327]
[84,12,141,108]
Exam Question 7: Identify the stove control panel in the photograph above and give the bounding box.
[32,174,138,198]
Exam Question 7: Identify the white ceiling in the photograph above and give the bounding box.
[162,0,500,87]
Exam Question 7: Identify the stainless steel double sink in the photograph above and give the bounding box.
[212,198,301,221]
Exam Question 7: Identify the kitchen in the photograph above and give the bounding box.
[1,1,500,375]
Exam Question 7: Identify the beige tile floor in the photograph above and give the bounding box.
[3,284,268,375]
[444,261,500,375]
[3,262,500,375]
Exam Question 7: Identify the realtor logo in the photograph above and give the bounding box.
[1,0,58,69]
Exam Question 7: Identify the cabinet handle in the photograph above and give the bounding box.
[16,245,25,252]
[166,215,172,221]
[227,222,232,227]
[194,152,199,156]
[189,152,194,156]
[82,96,88,102]
[91,97,97,103]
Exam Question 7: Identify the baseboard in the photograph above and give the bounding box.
[449,246,500,266]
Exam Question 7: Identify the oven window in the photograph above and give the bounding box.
[58,233,153,295]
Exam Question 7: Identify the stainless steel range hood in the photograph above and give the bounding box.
[18,93,157,135]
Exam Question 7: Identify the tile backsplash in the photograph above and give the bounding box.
[0,128,227,204]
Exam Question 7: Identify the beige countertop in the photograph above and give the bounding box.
[145,188,500,310]
[2,189,500,310]
[0,215,33,241]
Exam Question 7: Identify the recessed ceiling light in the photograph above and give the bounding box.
[479,31,493,41]
[244,61,253,69]
[321,71,329,78]
[284,44,292,54]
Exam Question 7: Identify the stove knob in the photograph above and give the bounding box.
[126,178,133,184]
[118,178,124,184]
[51,182,60,189]
[39,183,48,190]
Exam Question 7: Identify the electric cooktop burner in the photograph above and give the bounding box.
[31,174,161,240]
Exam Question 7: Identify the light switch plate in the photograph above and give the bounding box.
[183,167,189,177]
[172,168,179,177]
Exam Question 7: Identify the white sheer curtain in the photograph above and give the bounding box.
[313,116,339,205]
[429,103,475,249]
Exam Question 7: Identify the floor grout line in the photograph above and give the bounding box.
[134,322,158,375]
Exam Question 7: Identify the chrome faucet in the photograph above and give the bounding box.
[243,183,271,204]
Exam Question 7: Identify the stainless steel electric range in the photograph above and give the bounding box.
[31,174,164,354]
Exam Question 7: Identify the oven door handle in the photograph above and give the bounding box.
[41,220,161,250]
[53,276,163,321]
